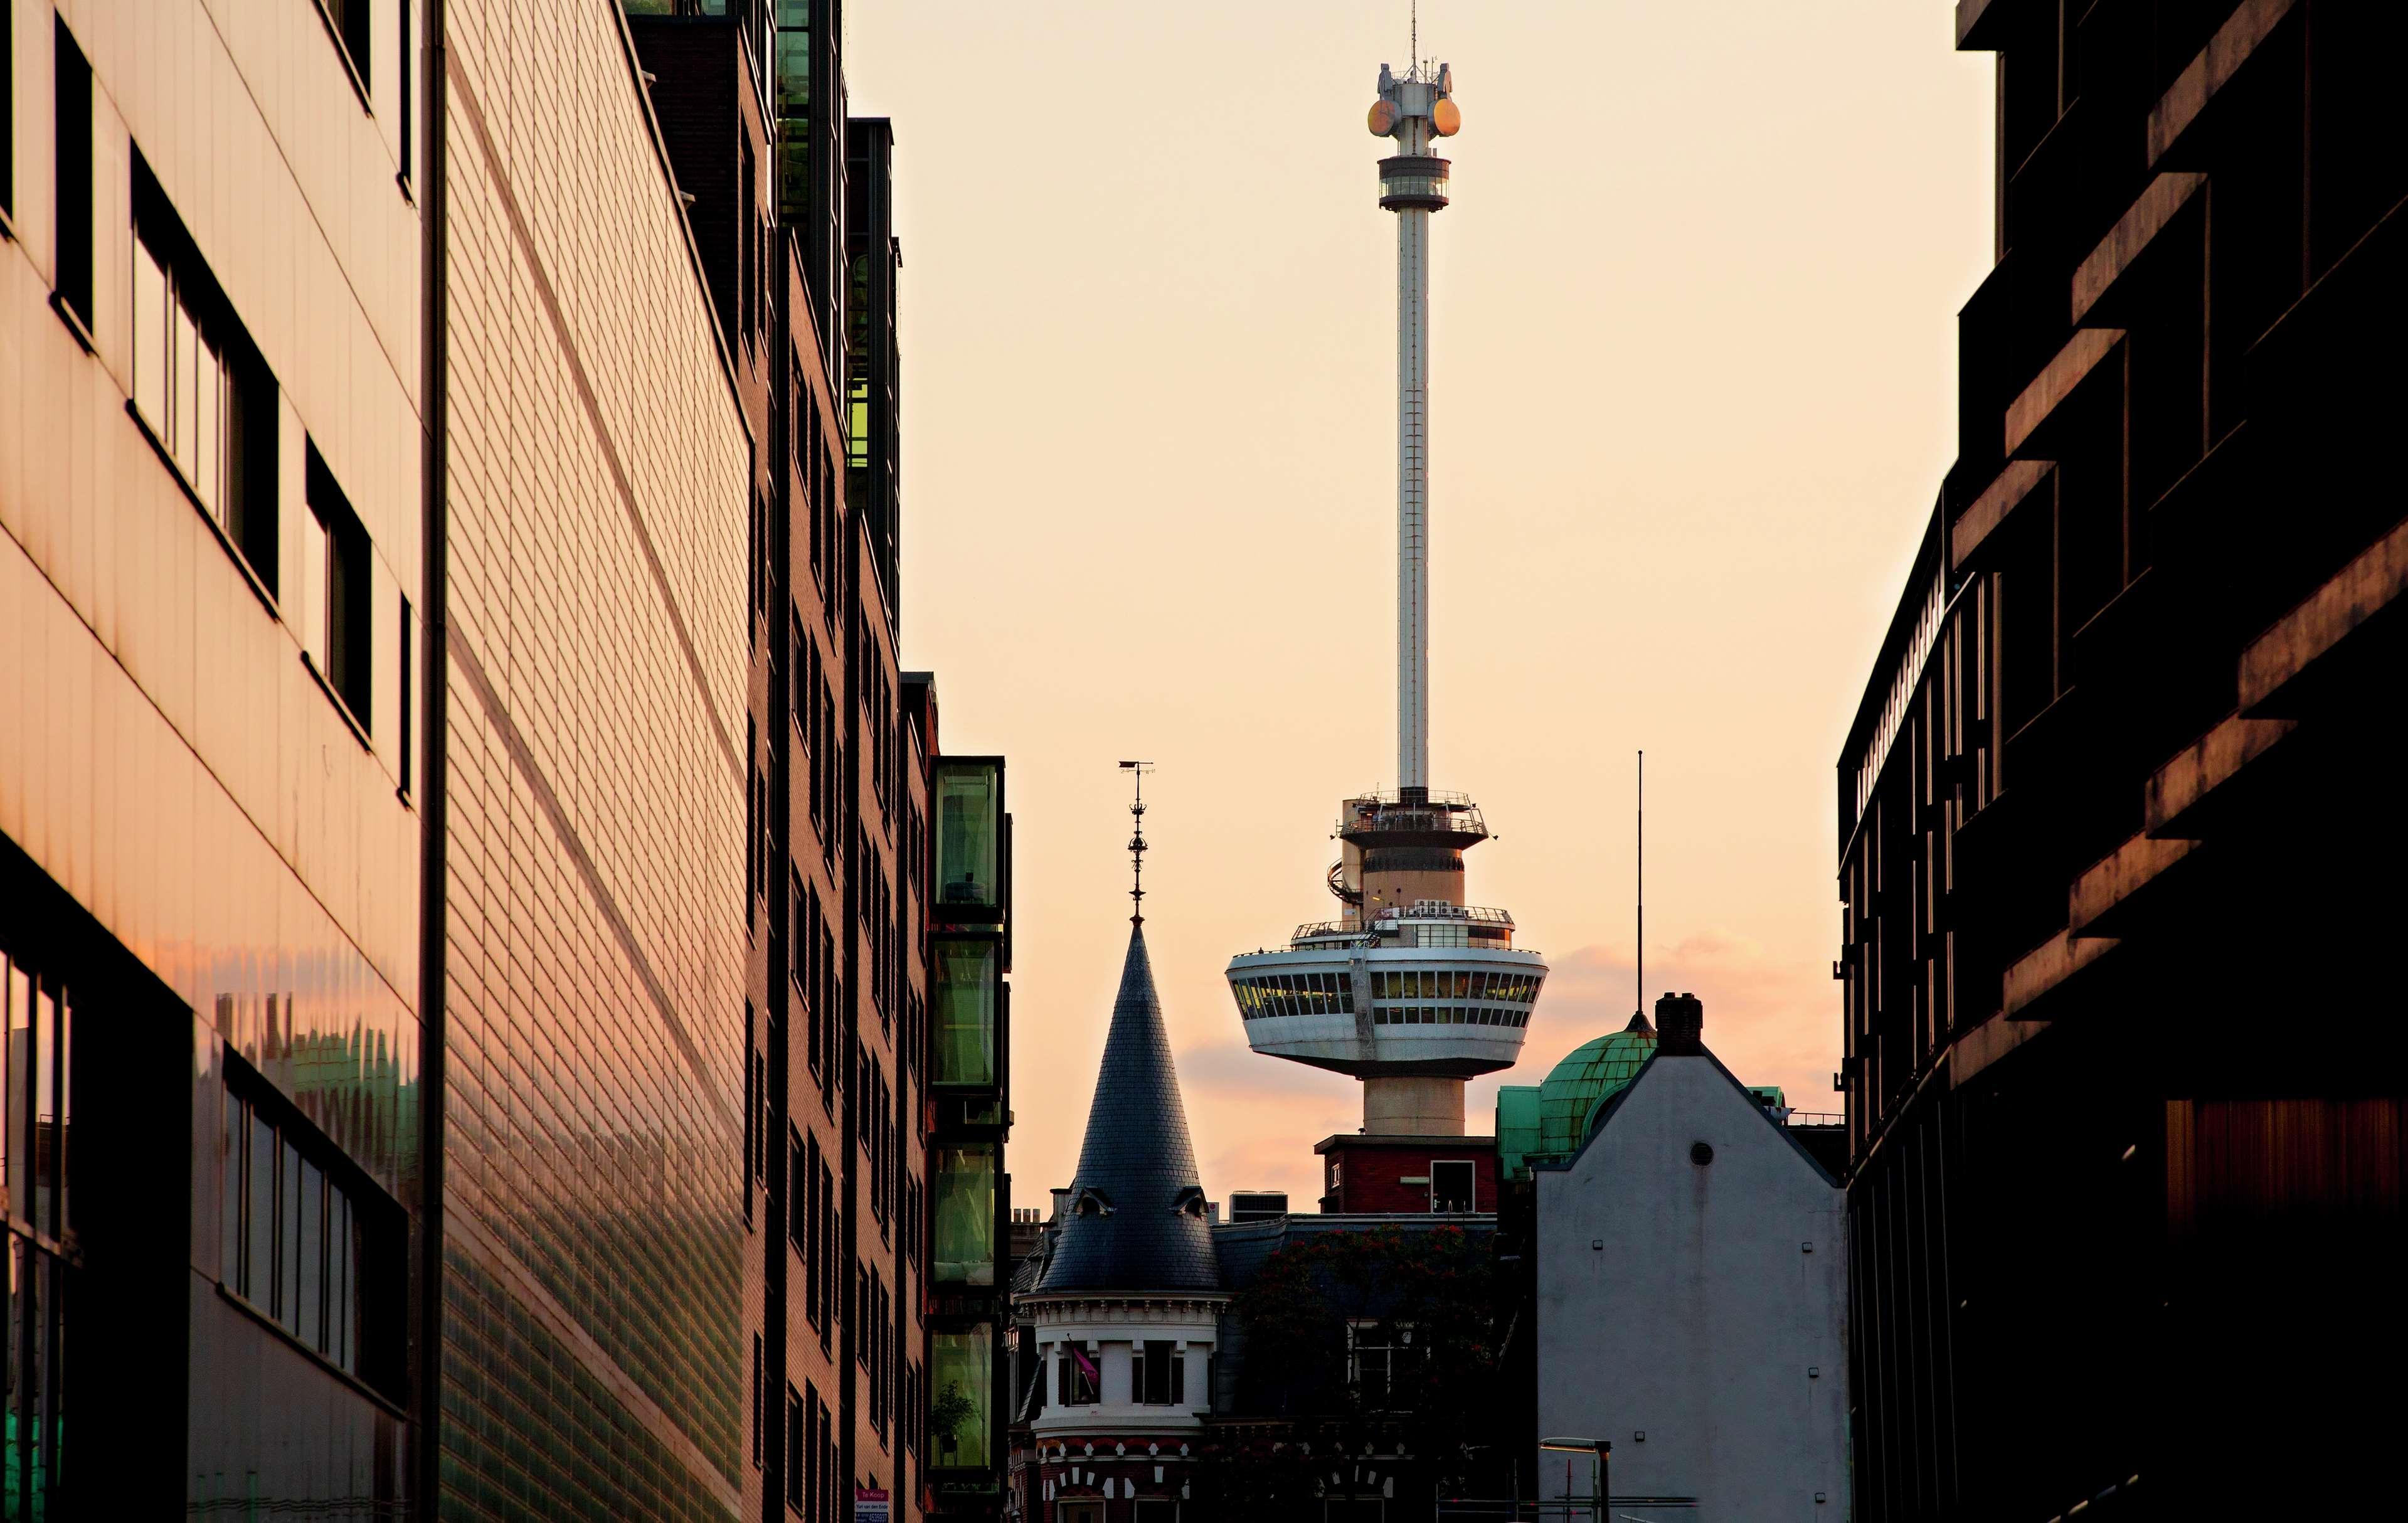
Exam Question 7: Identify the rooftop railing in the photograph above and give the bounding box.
[1335,791,1489,841]
[1288,903,1518,942]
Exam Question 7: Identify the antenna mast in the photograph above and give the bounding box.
[1637,750,1645,1018]
[1120,761,1155,925]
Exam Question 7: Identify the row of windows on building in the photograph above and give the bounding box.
[1040,1340,1206,1411]
[854,822,899,1032]
[14,27,415,790]
[792,1131,841,1344]
[859,1263,891,1436]
[859,1041,895,1233]
[1,950,70,1514]
[1231,968,1542,1021]
[751,1344,847,1521]
[14,0,404,301]
[793,878,842,1104]
[761,1118,997,1301]
[1373,1006,1531,1029]
[218,1075,386,1385]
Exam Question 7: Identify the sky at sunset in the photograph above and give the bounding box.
[847,2,1996,1212]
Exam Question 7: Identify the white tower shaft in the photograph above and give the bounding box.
[1374,74,1450,790]
[1397,130,1431,791]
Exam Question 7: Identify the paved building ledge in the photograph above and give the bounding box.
[2003,930,2120,1021]
[2069,831,2198,937]
[2073,172,2207,324]
[2007,327,2124,457]
[1951,459,2052,570]
[2239,512,2408,714]
[2149,0,2299,166]
[2145,713,2297,837]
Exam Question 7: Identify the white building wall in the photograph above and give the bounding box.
[1027,1298,1221,1443]
[1535,1055,1849,1520]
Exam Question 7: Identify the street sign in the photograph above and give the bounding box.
[854,1487,889,1523]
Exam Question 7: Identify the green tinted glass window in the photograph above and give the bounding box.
[934,762,1002,913]
[931,1326,994,1470]
[932,938,997,1088]
[933,1145,996,1287]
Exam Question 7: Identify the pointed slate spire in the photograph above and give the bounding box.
[1036,925,1222,1294]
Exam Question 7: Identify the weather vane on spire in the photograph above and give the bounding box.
[1120,761,1155,925]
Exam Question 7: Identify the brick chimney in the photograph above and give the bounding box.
[1657,990,1705,1055]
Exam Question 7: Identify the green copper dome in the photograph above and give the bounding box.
[1534,1014,1658,1159]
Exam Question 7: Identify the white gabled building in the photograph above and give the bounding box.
[1534,994,1851,1520]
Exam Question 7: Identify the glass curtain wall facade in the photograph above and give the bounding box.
[926,756,1010,1519]
[432,0,750,1516]
[0,0,426,1512]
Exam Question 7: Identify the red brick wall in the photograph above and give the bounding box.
[1322,1140,1499,1214]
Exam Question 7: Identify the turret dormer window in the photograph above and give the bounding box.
[1171,1185,1207,1219]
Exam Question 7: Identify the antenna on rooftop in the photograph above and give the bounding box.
[1120,761,1155,925]
[1637,749,1645,1021]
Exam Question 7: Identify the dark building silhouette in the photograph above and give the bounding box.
[1840,4,2408,1518]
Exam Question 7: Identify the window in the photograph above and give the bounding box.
[1133,1340,1186,1406]
[869,1271,891,1438]
[1431,1159,1475,1213]
[2,0,14,223]
[397,596,415,790]
[53,18,92,329]
[814,1388,838,1520]
[801,1134,824,1329]
[302,447,372,730]
[1133,1502,1179,1523]
[746,720,765,912]
[396,0,411,181]
[931,1145,995,1286]
[846,253,871,465]
[220,1071,392,1389]
[738,136,755,351]
[785,1386,805,1508]
[3,957,66,1245]
[931,1326,994,1469]
[748,487,766,642]
[1053,1339,1098,1408]
[930,937,997,1088]
[2,948,72,1512]
[321,0,373,97]
[931,761,1002,916]
[1058,1505,1103,1523]
[1346,1320,1418,1410]
[751,1335,765,1468]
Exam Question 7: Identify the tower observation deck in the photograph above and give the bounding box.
[1226,48,1545,1137]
